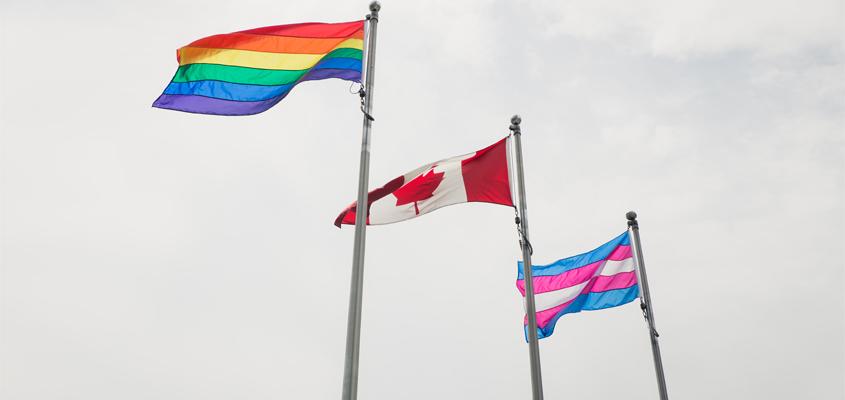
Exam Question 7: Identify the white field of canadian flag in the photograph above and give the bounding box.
[335,136,515,226]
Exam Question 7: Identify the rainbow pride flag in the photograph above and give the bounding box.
[517,232,639,339]
[153,20,365,116]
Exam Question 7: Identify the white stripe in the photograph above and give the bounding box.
[530,281,590,312]
[525,258,636,312]
[506,136,515,200]
[368,152,472,225]
[598,258,636,276]
[417,156,468,213]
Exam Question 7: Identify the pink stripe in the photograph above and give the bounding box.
[516,259,604,295]
[607,245,632,261]
[591,271,638,292]
[516,253,634,295]
[532,302,570,329]
[524,272,638,329]
[528,279,596,327]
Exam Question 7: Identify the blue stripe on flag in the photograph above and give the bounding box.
[527,285,640,340]
[163,80,294,102]
[518,231,631,280]
[313,57,362,71]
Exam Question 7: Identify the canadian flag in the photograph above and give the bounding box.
[335,136,515,226]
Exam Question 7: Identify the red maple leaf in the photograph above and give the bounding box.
[393,167,445,214]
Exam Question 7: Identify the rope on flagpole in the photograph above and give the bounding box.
[513,206,533,255]
[358,88,374,121]
[511,115,545,400]
[627,211,669,400]
[354,12,378,122]
[640,302,660,337]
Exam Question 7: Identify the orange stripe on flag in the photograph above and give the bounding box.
[186,31,364,55]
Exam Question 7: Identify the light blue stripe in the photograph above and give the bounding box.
[517,231,630,280]
[163,80,294,102]
[524,285,640,341]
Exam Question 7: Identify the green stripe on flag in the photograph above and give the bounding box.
[172,64,307,86]
[172,49,361,86]
[324,48,363,60]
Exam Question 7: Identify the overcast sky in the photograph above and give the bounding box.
[1,0,843,399]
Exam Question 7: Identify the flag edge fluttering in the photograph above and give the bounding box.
[153,20,366,116]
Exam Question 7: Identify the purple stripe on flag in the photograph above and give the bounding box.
[301,68,361,82]
[152,94,283,116]
[152,68,361,116]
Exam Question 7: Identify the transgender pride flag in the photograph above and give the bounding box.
[517,232,639,339]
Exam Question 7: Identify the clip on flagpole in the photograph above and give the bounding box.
[341,3,380,400]
[510,115,545,400]
[627,211,669,400]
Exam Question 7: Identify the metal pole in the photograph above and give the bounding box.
[342,3,379,400]
[510,115,544,400]
[627,211,669,400]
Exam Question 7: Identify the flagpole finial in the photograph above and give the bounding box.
[369,1,381,13]
[626,211,638,227]
[510,115,522,133]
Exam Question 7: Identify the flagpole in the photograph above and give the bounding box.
[342,3,380,400]
[627,211,669,400]
[510,115,545,400]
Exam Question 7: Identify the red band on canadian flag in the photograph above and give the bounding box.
[335,136,515,227]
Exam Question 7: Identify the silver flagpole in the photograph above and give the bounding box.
[627,211,669,400]
[510,115,545,400]
[342,3,380,400]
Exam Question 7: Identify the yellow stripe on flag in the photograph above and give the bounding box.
[179,47,320,70]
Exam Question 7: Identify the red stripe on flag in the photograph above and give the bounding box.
[239,21,365,38]
[334,176,405,227]
[461,137,513,206]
